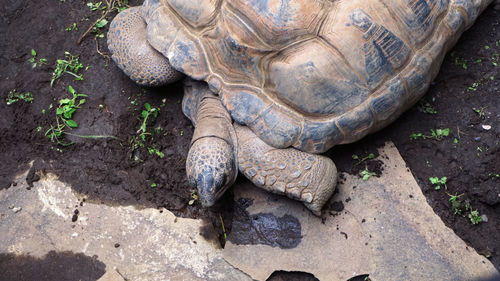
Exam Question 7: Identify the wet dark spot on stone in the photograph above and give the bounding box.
[114,243,120,248]
[71,214,78,222]
[345,197,351,203]
[362,218,366,223]
[74,209,79,215]
[409,194,413,198]
[229,200,302,249]
[340,231,348,239]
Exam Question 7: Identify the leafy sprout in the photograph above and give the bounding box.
[51,52,85,86]
[6,90,33,105]
[361,168,376,181]
[429,176,447,190]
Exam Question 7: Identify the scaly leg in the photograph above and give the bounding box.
[235,124,337,215]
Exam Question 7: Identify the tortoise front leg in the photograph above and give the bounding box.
[235,124,337,216]
[183,79,238,207]
[234,124,337,216]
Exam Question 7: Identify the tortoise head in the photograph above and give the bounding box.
[186,137,237,207]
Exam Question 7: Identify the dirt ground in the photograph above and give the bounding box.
[0,0,498,279]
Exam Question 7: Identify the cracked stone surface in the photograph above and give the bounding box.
[222,142,499,281]
[0,170,251,281]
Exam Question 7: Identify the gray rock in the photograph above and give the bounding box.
[222,142,499,281]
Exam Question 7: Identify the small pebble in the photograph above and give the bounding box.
[12,207,22,213]
[474,137,481,141]
[114,243,120,248]
[481,125,491,130]
[71,232,78,237]
[72,214,78,222]
[481,214,488,223]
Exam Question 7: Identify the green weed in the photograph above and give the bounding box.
[448,193,463,215]
[352,153,375,166]
[468,209,482,225]
[130,103,160,154]
[361,168,376,181]
[148,147,164,158]
[472,107,486,119]
[188,190,199,206]
[28,49,47,68]
[51,52,85,86]
[65,22,78,31]
[417,99,437,114]
[410,128,450,141]
[45,86,87,146]
[429,176,447,190]
[6,90,33,105]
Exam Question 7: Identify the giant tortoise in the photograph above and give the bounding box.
[108,0,496,215]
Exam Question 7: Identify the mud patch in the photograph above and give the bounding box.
[0,251,106,281]
[229,198,302,249]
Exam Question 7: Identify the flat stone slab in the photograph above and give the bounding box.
[223,142,499,281]
[0,169,251,281]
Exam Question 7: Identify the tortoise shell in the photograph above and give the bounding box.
[142,0,491,153]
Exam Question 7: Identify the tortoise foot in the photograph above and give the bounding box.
[235,124,337,216]
[107,6,182,86]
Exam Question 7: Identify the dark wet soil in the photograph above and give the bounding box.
[0,0,499,279]
[0,251,106,281]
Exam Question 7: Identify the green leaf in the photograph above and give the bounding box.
[65,119,78,128]
[68,85,75,95]
[429,177,439,184]
[95,19,108,28]
[141,110,148,119]
[31,49,36,56]
[144,103,151,111]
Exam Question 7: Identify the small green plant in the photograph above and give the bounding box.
[361,168,376,181]
[454,56,468,70]
[417,99,437,114]
[78,0,129,44]
[429,176,447,190]
[352,153,375,166]
[87,1,105,11]
[150,182,157,188]
[45,86,87,145]
[410,128,450,141]
[148,147,164,158]
[91,19,108,38]
[472,107,486,119]
[51,52,85,86]
[468,209,482,225]
[28,49,47,68]
[138,103,159,140]
[448,193,463,215]
[65,22,78,31]
[188,190,199,205]
[468,82,480,91]
[6,90,33,105]
[130,103,160,153]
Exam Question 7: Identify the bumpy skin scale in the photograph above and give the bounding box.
[235,124,337,216]
[107,6,182,86]
[142,0,494,153]
[183,79,238,207]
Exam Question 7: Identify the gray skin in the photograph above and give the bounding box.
[108,6,337,215]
